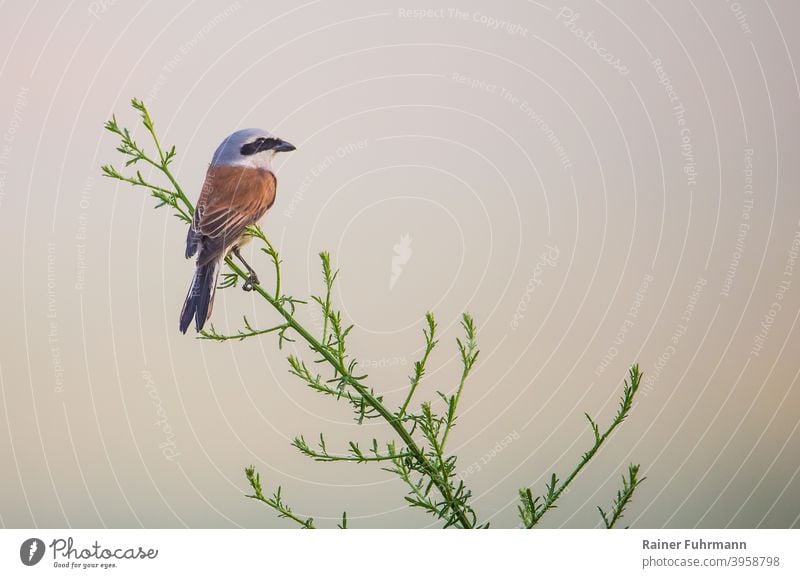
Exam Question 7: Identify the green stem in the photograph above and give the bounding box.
[224,258,472,528]
[441,366,469,450]
[108,100,476,529]
[398,327,435,420]
[200,322,288,342]
[526,368,640,528]
[302,452,413,463]
[138,104,193,215]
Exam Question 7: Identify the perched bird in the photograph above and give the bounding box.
[179,129,295,333]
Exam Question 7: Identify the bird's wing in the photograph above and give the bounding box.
[191,165,277,265]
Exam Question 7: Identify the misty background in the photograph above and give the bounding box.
[0,0,799,528]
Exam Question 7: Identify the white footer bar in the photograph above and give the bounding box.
[1,529,797,576]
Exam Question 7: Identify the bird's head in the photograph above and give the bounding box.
[211,128,295,170]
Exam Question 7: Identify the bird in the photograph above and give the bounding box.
[179,129,295,333]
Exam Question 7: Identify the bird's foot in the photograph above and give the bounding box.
[242,273,259,292]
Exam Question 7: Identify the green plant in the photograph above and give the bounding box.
[103,98,645,529]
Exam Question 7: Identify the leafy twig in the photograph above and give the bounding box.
[598,464,645,529]
[398,312,438,420]
[104,99,645,529]
[245,466,314,529]
[518,364,643,528]
[199,316,289,342]
[292,434,412,463]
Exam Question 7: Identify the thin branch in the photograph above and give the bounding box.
[292,435,412,463]
[199,317,289,342]
[598,463,645,529]
[105,99,643,531]
[398,312,438,419]
[130,98,193,214]
[244,466,314,529]
[441,313,478,449]
[521,364,642,528]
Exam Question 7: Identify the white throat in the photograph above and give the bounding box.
[224,151,275,171]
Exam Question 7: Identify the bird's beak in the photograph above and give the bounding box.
[273,139,296,152]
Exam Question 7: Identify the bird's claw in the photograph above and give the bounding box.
[242,274,259,292]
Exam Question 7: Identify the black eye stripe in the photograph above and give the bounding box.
[240,137,279,156]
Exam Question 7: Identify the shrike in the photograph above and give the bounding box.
[179,129,295,333]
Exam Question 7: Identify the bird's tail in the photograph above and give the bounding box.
[179,259,221,333]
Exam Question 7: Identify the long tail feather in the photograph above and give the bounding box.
[179,259,220,333]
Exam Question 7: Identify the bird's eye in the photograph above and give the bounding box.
[240,137,275,156]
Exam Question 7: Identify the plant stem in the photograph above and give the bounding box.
[398,313,437,420]
[105,99,644,530]
[524,365,641,528]
[134,99,193,214]
[224,258,473,528]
